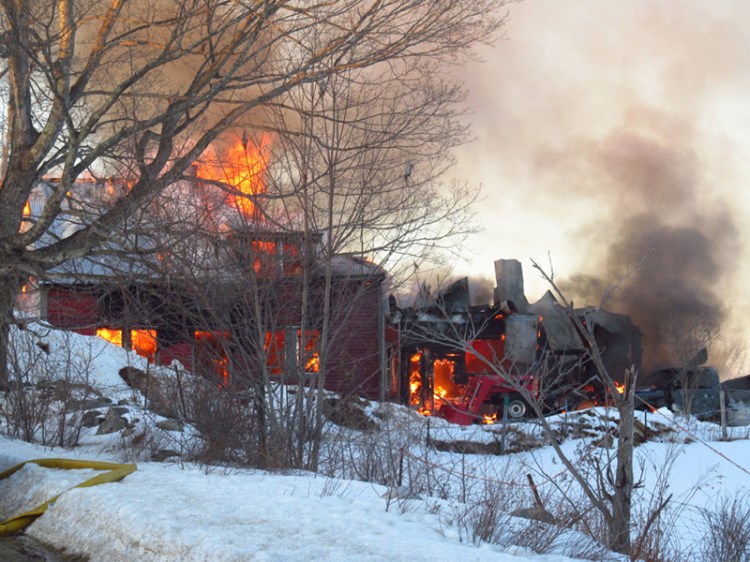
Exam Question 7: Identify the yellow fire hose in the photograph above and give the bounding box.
[0,458,137,536]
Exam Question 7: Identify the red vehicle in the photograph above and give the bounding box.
[437,372,538,425]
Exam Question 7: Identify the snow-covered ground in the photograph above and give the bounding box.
[1,437,592,562]
[1,325,749,561]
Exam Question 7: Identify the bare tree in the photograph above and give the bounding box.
[0,0,508,387]
[530,260,639,555]
[244,44,482,467]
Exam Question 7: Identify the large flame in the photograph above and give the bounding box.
[196,133,271,217]
[409,352,466,417]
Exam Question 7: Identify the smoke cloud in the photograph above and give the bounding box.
[452,1,750,373]
[553,116,741,370]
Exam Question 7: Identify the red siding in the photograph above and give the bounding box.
[46,287,100,329]
[157,343,193,370]
[43,276,387,400]
[325,281,382,399]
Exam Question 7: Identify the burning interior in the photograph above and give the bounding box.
[397,261,642,424]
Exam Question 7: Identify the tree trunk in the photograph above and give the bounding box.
[611,368,636,554]
[0,276,22,390]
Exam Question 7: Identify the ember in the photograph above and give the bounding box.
[482,412,498,424]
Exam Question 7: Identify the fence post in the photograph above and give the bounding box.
[720,389,728,441]
[500,395,509,453]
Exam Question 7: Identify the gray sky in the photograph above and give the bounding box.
[450,1,750,373]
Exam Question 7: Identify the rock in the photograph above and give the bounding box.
[152,449,180,462]
[119,366,149,390]
[81,410,104,428]
[118,367,178,419]
[156,419,184,432]
[35,379,69,401]
[96,407,128,435]
[511,506,556,525]
[121,418,141,438]
[37,380,104,403]
[322,396,377,431]
[431,439,503,455]
[68,398,112,411]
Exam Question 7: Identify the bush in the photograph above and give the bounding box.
[700,492,750,562]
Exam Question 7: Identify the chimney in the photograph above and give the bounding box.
[493,259,529,312]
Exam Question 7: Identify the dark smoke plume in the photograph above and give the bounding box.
[468,276,496,306]
[556,119,740,371]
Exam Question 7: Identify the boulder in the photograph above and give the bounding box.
[68,398,112,411]
[118,367,179,418]
[119,367,150,391]
[152,449,180,462]
[156,419,184,432]
[81,410,104,428]
[96,407,128,434]
[322,396,377,431]
[511,506,556,525]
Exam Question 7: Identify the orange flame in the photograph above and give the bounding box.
[18,200,32,233]
[483,412,498,425]
[409,352,422,406]
[196,134,270,217]
[96,328,123,347]
[614,381,625,394]
[305,353,320,372]
[409,353,466,418]
[131,329,157,362]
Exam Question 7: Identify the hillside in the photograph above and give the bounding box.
[1,325,749,561]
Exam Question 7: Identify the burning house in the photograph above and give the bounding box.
[20,138,399,401]
[38,227,396,400]
[397,259,642,424]
[15,137,640,422]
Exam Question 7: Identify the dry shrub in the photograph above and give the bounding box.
[319,416,417,487]
[183,381,261,466]
[0,328,101,446]
[322,395,377,431]
[700,492,750,562]
[464,483,506,544]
